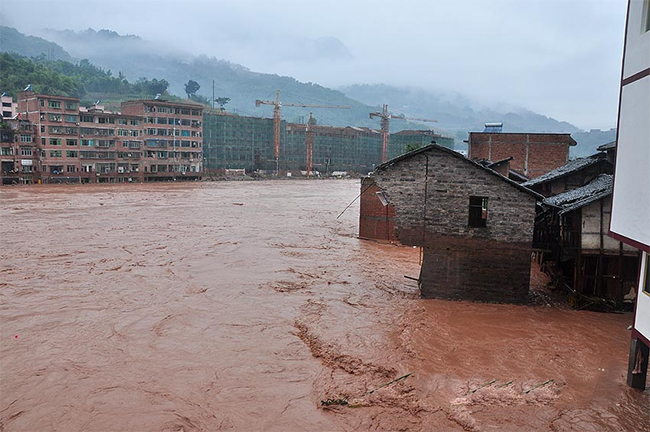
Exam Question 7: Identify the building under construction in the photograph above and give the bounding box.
[202,110,454,174]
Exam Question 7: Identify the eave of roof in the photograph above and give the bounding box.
[597,140,616,151]
[542,174,612,214]
[375,144,544,201]
[522,154,608,187]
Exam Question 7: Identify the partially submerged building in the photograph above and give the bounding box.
[371,144,542,303]
[536,174,638,304]
[526,147,638,307]
[9,91,204,183]
[468,130,577,179]
[1,118,37,185]
[610,0,649,391]
[358,176,398,243]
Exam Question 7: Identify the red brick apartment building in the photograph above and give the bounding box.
[121,100,203,180]
[468,131,577,179]
[8,91,203,184]
[1,118,37,185]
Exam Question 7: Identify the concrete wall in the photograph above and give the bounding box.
[375,147,537,303]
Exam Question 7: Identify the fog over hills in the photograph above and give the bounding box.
[1,26,615,154]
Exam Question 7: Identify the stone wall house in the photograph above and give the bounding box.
[372,144,541,304]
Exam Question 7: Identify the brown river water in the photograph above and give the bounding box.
[1,180,648,431]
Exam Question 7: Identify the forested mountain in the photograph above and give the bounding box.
[0,52,177,107]
[0,26,71,61]
[0,25,615,154]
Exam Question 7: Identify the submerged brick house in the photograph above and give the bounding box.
[372,144,542,303]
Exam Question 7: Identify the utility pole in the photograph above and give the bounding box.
[255,90,349,175]
[370,104,437,163]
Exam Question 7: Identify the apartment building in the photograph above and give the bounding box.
[1,94,17,119]
[1,118,37,184]
[12,91,203,183]
[121,100,203,181]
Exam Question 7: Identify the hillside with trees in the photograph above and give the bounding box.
[0,52,176,109]
[1,25,614,154]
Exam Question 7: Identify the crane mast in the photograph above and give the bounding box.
[370,104,437,163]
[256,90,349,174]
[306,113,315,177]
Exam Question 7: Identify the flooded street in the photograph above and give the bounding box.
[1,180,648,431]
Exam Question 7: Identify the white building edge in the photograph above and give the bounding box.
[610,0,650,390]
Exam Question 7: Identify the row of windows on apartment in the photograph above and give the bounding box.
[41,164,200,174]
[41,149,201,158]
[145,128,201,137]
[41,164,137,174]
[145,140,201,148]
[40,113,141,126]
[43,126,141,137]
[39,100,78,110]
[41,138,118,147]
[37,138,199,148]
[145,117,200,127]
[143,106,201,116]
[1,147,34,156]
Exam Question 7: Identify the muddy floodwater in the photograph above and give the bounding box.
[1,180,648,431]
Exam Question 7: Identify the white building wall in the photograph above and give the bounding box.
[634,252,650,338]
[622,0,650,79]
[611,77,650,247]
[612,0,650,344]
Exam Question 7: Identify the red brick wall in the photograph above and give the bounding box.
[527,142,569,179]
[469,133,573,179]
[359,177,398,242]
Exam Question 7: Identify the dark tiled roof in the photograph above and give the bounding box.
[522,154,608,187]
[597,141,616,151]
[543,174,612,214]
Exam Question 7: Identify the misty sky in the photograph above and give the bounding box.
[2,0,627,130]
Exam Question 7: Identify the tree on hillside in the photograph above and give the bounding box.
[214,97,230,110]
[184,80,200,98]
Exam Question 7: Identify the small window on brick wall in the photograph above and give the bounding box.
[468,196,488,228]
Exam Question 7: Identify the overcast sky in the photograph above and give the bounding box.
[2,0,627,130]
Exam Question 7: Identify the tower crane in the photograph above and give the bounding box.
[370,104,437,163]
[255,90,349,173]
[305,113,316,177]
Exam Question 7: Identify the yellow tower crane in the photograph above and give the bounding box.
[370,104,437,163]
[255,90,349,174]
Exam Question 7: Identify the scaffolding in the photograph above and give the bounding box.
[202,110,455,174]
